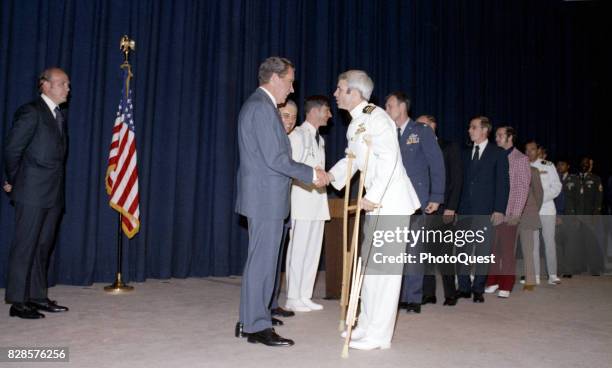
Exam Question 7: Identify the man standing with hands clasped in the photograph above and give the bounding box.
[3,67,71,319]
[234,57,328,347]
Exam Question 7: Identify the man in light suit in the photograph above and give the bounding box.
[284,96,332,312]
[326,70,421,350]
[3,67,71,319]
[385,92,445,313]
[456,116,509,303]
[526,141,562,284]
[234,57,328,347]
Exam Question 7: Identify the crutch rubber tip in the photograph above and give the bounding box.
[341,345,349,358]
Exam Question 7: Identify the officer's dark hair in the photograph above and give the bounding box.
[556,158,570,166]
[304,95,330,114]
[499,126,517,144]
[258,57,294,85]
[419,115,437,124]
[471,115,492,136]
[524,140,539,150]
[386,91,411,114]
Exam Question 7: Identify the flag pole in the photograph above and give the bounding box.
[104,35,136,294]
[105,214,133,293]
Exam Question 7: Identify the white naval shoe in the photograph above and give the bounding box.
[300,299,323,311]
[497,290,510,298]
[548,275,561,285]
[349,338,391,351]
[484,284,499,294]
[285,299,311,312]
[341,327,366,340]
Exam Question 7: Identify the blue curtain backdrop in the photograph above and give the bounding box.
[0,0,609,287]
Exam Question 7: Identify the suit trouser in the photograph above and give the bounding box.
[285,219,324,301]
[359,215,409,343]
[556,217,581,275]
[270,222,290,310]
[6,203,62,303]
[486,223,518,291]
[240,217,283,333]
[519,229,537,286]
[423,216,457,299]
[400,213,425,303]
[534,215,557,278]
[577,216,604,274]
[457,216,494,294]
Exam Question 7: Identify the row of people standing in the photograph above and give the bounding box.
[233,57,606,351]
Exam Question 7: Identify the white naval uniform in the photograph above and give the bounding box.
[531,159,562,279]
[329,101,420,345]
[285,122,330,302]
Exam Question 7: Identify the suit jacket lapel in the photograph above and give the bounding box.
[473,142,493,176]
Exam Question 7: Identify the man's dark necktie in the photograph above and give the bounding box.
[397,127,401,142]
[315,131,320,146]
[54,107,64,135]
[472,145,480,161]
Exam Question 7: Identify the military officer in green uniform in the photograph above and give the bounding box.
[566,158,604,275]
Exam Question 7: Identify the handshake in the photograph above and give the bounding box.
[313,167,333,188]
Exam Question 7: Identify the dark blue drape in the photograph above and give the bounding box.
[1,0,609,287]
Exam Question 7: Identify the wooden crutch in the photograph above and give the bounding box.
[341,141,372,358]
[338,152,355,331]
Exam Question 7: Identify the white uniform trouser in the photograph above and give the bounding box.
[285,219,325,300]
[357,274,402,344]
[534,215,558,277]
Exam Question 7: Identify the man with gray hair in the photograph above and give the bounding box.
[326,70,420,350]
[234,57,329,347]
[4,67,71,319]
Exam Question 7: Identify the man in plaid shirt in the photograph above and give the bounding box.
[485,126,531,298]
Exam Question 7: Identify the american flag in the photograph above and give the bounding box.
[105,69,140,238]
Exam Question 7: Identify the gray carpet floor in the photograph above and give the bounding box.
[1,274,611,368]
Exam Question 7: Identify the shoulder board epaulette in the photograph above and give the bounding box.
[362,104,376,114]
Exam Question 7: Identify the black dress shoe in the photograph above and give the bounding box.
[271,307,295,317]
[473,293,484,303]
[443,297,457,306]
[235,322,249,338]
[405,303,421,313]
[422,295,437,305]
[9,303,45,319]
[247,328,294,347]
[271,317,284,326]
[456,291,471,299]
[28,299,68,313]
[562,274,573,278]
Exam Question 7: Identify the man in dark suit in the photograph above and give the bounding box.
[456,116,509,303]
[3,67,70,319]
[234,57,327,347]
[385,93,445,314]
[418,115,463,306]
